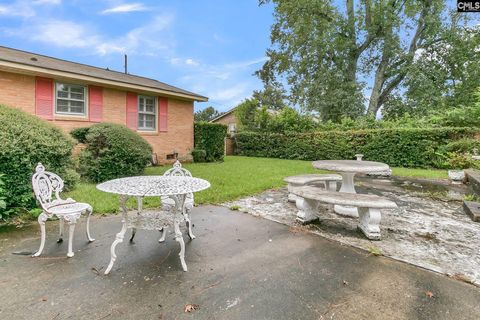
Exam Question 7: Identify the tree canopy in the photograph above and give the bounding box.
[194,106,221,122]
[258,0,480,121]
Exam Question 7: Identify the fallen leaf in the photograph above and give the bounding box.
[368,247,382,256]
[425,291,434,298]
[184,304,200,313]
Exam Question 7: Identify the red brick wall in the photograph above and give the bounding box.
[213,112,236,126]
[0,70,194,163]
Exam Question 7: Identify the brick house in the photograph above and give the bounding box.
[210,107,237,135]
[210,107,237,155]
[0,46,207,163]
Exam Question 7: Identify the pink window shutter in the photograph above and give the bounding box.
[158,97,168,132]
[88,86,103,122]
[35,77,54,120]
[126,92,138,130]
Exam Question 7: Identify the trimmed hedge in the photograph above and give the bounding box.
[77,123,152,182]
[194,122,227,162]
[191,148,207,162]
[0,104,76,218]
[235,128,478,168]
[70,127,90,143]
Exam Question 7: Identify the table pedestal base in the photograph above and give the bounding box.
[334,172,359,218]
[104,194,188,275]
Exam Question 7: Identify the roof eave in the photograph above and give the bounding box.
[209,107,236,122]
[0,60,209,102]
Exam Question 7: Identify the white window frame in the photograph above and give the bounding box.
[55,82,87,116]
[228,122,236,133]
[137,95,157,131]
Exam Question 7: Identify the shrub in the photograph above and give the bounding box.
[440,138,480,154]
[0,174,6,218]
[442,152,478,170]
[77,123,152,182]
[191,149,207,162]
[70,127,90,143]
[427,105,480,128]
[235,127,478,168]
[0,104,76,217]
[194,122,227,162]
[62,168,81,192]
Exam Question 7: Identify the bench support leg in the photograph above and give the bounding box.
[287,183,300,203]
[296,198,318,223]
[288,193,298,202]
[357,207,382,240]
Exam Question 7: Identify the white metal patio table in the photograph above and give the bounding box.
[312,160,390,217]
[96,175,210,274]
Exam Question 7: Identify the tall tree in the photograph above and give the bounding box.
[259,0,477,120]
[194,106,221,122]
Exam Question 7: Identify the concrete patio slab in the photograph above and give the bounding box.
[0,205,479,319]
[225,176,480,285]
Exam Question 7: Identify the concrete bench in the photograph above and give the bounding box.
[284,174,342,203]
[291,186,397,240]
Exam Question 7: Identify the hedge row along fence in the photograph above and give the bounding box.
[234,127,478,168]
[193,122,227,162]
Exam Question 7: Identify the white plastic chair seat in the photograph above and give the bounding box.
[47,202,92,215]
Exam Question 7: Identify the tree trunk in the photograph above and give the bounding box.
[367,57,387,116]
[346,0,358,84]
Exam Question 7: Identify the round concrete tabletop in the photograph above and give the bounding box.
[312,160,389,173]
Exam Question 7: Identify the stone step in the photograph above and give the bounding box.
[463,200,480,222]
[465,169,480,197]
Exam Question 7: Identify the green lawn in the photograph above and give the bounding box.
[391,167,448,180]
[65,156,448,214]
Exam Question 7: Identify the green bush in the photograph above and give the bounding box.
[235,127,478,168]
[0,104,76,218]
[78,123,152,182]
[70,127,91,143]
[0,174,7,218]
[191,148,207,162]
[194,122,227,162]
[439,152,479,170]
[440,138,480,154]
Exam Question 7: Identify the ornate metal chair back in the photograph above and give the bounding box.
[163,160,192,178]
[163,160,194,203]
[32,163,64,211]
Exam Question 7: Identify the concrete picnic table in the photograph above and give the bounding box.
[312,160,390,217]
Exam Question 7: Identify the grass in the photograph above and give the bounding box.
[391,167,448,180]
[65,156,449,214]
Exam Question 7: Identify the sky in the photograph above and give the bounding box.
[0,0,274,112]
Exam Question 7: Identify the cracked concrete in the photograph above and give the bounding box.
[224,176,480,286]
[1,205,480,319]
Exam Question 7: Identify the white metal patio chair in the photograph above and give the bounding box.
[130,160,195,242]
[31,163,95,258]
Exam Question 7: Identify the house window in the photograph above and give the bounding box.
[55,82,86,115]
[138,95,156,131]
[228,123,236,134]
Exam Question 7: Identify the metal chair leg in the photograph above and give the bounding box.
[32,212,48,257]
[58,217,64,243]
